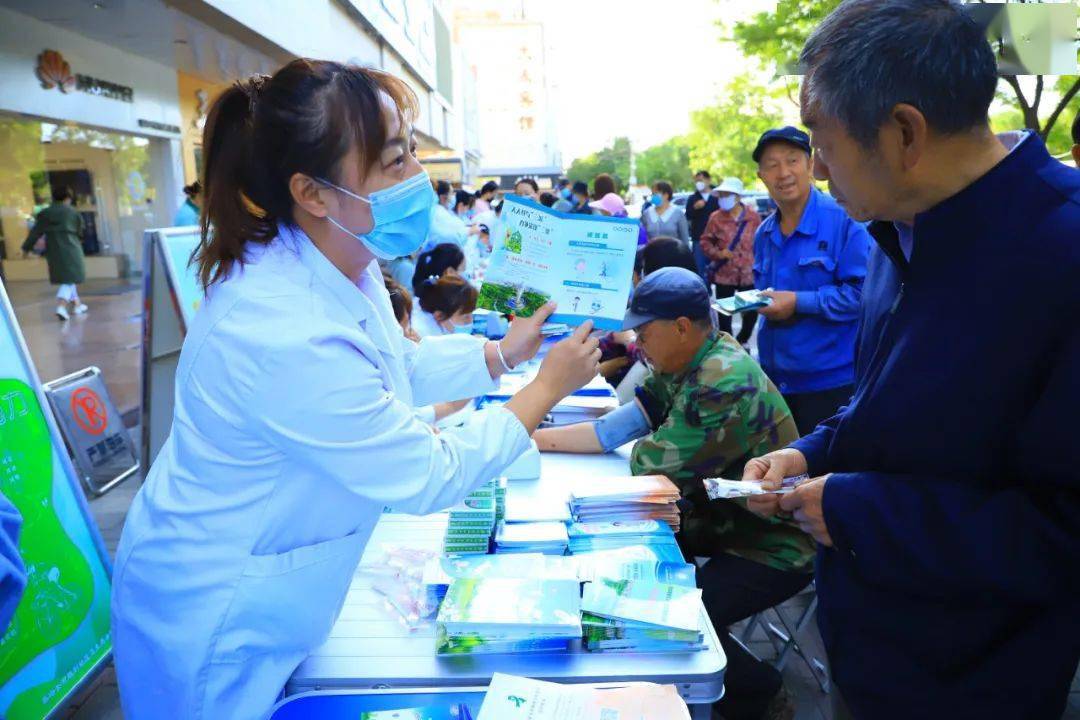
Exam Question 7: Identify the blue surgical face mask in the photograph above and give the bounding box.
[452,321,473,335]
[718,195,738,211]
[560,187,572,200]
[650,193,663,207]
[319,170,435,260]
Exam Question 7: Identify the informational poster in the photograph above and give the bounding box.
[478,195,638,331]
[157,229,203,328]
[0,285,112,719]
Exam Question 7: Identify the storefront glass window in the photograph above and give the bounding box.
[0,115,161,266]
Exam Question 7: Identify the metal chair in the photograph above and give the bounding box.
[740,582,831,693]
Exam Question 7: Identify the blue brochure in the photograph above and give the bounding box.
[478,195,639,331]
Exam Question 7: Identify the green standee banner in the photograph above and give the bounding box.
[0,282,113,719]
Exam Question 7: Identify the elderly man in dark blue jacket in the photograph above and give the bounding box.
[744,1,1080,718]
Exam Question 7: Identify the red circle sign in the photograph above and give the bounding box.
[71,387,107,436]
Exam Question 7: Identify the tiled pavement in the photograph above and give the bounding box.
[6,279,1077,719]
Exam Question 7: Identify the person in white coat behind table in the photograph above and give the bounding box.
[411,273,477,338]
[110,58,601,720]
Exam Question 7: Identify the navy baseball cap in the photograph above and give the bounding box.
[752,126,812,163]
[622,267,711,330]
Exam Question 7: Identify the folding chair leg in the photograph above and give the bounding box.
[739,613,762,644]
[762,591,832,693]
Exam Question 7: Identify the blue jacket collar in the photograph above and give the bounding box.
[870,134,1057,275]
[916,132,1052,233]
[763,186,820,245]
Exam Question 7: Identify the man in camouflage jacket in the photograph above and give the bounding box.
[534,267,813,718]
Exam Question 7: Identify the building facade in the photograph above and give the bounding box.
[452,5,563,189]
[0,0,476,280]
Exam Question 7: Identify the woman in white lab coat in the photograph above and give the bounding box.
[411,273,477,338]
[110,59,600,720]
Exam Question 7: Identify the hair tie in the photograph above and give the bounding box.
[423,274,439,286]
[240,74,270,114]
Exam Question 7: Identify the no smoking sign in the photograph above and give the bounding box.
[70,387,107,436]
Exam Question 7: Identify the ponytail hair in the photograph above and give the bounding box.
[383,273,413,325]
[194,59,419,290]
[411,242,465,295]
[417,274,477,319]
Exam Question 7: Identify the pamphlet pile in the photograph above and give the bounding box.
[574,556,697,589]
[477,673,691,720]
[494,520,569,555]
[435,578,582,655]
[569,475,681,530]
[423,553,578,607]
[566,520,682,561]
[503,492,570,524]
[580,579,705,653]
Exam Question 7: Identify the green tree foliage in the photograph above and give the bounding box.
[991,84,1078,158]
[566,136,632,193]
[685,74,786,189]
[731,0,841,72]
[635,136,695,191]
[730,0,1079,143]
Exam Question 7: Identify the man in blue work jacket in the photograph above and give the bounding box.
[751,126,871,436]
[746,1,1080,718]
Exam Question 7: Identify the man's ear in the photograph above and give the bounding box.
[675,316,693,336]
[889,103,929,172]
[290,173,329,218]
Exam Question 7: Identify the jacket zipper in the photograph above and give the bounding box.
[890,282,905,314]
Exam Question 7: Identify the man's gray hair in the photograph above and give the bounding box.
[800,0,998,148]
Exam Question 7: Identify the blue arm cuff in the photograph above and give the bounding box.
[794,290,821,315]
[821,472,857,555]
[594,400,652,452]
[790,432,830,477]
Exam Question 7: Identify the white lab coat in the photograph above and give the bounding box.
[111,223,531,719]
[410,296,449,339]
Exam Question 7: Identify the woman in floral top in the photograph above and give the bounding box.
[700,178,762,344]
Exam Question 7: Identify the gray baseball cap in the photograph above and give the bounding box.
[622,267,711,331]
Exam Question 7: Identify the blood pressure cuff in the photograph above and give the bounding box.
[593,398,652,452]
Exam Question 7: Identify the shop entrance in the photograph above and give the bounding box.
[0,116,169,275]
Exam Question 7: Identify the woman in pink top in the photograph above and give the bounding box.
[590,192,649,247]
[700,177,762,343]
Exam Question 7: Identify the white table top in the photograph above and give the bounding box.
[286,448,726,707]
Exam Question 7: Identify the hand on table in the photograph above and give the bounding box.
[758,290,797,321]
[778,475,833,547]
[743,448,808,519]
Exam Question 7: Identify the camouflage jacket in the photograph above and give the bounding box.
[629,333,814,573]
